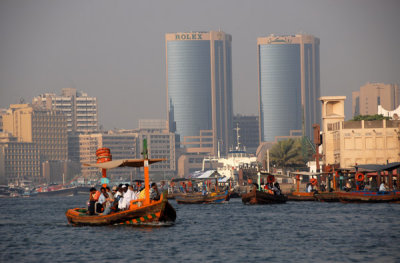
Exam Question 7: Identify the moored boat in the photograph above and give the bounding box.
[287,192,316,201]
[37,186,78,197]
[175,190,229,204]
[338,190,400,203]
[314,192,340,202]
[242,189,287,204]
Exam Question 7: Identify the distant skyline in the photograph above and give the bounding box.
[1,0,399,130]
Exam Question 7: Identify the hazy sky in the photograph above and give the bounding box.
[1,0,399,130]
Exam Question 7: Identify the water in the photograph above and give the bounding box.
[0,196,399,263]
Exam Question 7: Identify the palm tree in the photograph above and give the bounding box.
[267,138,305,174]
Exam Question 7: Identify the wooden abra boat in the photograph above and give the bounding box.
[66,192,176,226]
[287,192,316,201]
[175,190,229,204]
[66,139,176,226]
[338,191,400,203]
[314,192,340,202]
[37,186,78,197]
[242,190,287,204]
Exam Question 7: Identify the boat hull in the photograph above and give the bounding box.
[66,194,176,226]
[175,191,229,204]
[287,192,316,201]
[338,191,400,203]
[242,190,287,205]
[37,187,78,197]
[314,192,340,202]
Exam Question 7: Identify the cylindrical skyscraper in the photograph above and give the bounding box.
[258,34,320,142]
[166,31,233,154]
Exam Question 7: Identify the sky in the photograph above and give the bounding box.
[0,0,399,130]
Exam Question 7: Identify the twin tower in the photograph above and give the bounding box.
[166,31,321,155]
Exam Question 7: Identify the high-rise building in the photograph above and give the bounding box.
[258,34,321,142]
[166,31,233,155]
[2,104,68,161]
[32,88,98,133]
[352,82,399,117]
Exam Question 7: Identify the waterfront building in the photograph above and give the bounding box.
[32,88,98,133]
[166,30,233,155]
[352,82,399,117]
[233,115,259,154]
[0,133,40,185]
[258,34,321,143]
[2,104,68,162]
[137,120,176,178]
[321,96,400,168]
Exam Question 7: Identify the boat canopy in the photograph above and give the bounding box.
[288,171,324,177]
[354,162,400,172]
[83,158,165,169]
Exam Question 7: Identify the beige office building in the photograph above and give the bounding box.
[321,96,400,168]
[2,104,68,161]
[0,133,40,185]
[33,88,98,133]
[352,82,399,117]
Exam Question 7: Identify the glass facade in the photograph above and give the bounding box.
[167,41,212,140]
[166,32,233,154]
[259,44,302,142]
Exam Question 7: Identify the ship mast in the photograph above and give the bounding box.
[234,123,241,151]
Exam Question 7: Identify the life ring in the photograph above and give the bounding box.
[97,154,111,159]
[267,175,275,184]
[355,173,365,182]
[310,178,318,186]
[96,148,110,154]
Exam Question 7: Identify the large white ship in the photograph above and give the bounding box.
[201,125,257,183]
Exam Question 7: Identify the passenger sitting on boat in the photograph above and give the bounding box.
[150,183,160,201]
[273,182,281,195]
[120,185,134,210]
[344,182,352,192]
[101,188,114,215]
[379,182,387,192]
[88,187,98,215]
[202,187,207,195]
[117,185,127,209]
[97,187,107,213]
[320,181,326,192]
[111,185,117,195]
